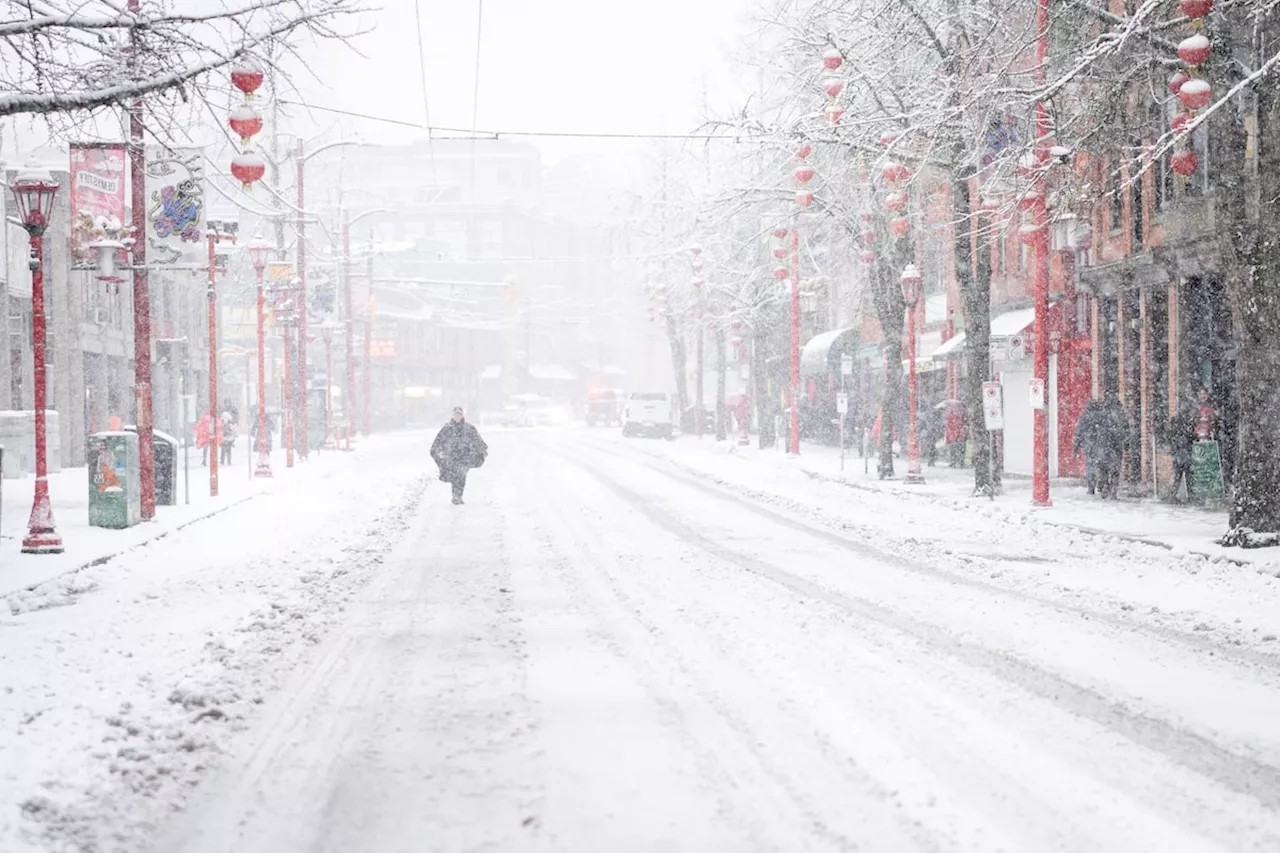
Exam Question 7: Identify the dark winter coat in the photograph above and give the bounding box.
[1168,402,1197,466]
[1072,399,1103,459]
[1094,399,1129,468]
[431,420,488,481]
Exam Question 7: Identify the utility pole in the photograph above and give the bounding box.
[364,245,373,436]
[343,210,356,441]
[128,0,156,519]
[295,138,310,459]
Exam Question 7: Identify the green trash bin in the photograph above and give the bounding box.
[88,431,141,529]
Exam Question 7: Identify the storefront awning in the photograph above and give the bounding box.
[991,307,1035,339]
[931,333,966,362]
[799,326,860,377]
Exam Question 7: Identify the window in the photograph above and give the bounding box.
[1110,167,1125,233]
[1132,146,1145,250]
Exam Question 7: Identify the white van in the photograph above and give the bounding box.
[622,392,674,439]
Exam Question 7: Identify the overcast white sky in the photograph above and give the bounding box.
[288,0,762,177]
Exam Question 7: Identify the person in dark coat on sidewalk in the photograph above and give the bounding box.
[1094,391,1129,500]
[431,406,488,505]
[1168,391,1198,502]
[1073,397,1104,495]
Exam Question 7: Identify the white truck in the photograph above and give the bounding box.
[622,392,675,440]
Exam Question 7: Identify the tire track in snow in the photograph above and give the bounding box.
[546,441,1280,823]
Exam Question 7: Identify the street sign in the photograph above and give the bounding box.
[1029,377,1046,410]
[840,353,853,377]
[836,392,849,414]
[982,381,1004,431]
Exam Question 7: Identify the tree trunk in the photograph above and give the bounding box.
[664,313,689,417]
[955,170,995,493]
[715,327,728,441]
[1226,37,1280,536]
[871,254,907,479]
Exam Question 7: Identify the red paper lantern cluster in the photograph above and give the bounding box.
[1168,0,1212,176]
[228,57,265,191]
[820,52,845,125]
[794,143,816,208]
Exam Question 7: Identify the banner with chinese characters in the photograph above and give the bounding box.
[69,144,127,266]
[144,146,205,268]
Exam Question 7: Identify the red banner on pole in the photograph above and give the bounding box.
[69,144,127,266]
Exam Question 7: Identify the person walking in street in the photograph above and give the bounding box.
[1169,390,1198,502]
[431,406,488,505]
[220,409,236,466]
[195,412,223,467]
[1073,397,1104,495]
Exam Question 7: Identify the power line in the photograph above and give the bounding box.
[412,0,439,185]
[274,100,769,141]
[470,0,485,202]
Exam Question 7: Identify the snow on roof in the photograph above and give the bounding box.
[991,307,1035,337]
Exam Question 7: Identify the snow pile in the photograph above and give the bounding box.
[0,437,433,853]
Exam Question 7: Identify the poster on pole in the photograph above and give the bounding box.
[69,144,127,267]
[982,381,1004,431]
[144,146,205,268]
[1190,440,1225,499]
[1028,377,1046,410]
[836,392,849,414]
[840,353,853,377]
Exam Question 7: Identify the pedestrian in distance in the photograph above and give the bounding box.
[1094,390,1129,500]
[220,409,236,466]
[431,406,488,505]
[1168,390,1198,502]
[1073,396,1104,495]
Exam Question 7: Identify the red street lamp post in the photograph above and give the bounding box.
[275,278,302,468]
[11,164,62,553]
[900,264,925,485]
[1030,0,1053,507]
[320,320,337,448]
[249,241,273,478]
[364,249,374,437]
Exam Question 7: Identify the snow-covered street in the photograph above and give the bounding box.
[7,428,1280,852]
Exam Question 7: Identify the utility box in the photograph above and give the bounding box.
[88,431,140,529]
[124,426,178,506]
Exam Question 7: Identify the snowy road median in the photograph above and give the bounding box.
[8,428,1280,852]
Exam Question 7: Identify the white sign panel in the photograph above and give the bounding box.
[840,353,853,377]
[1029,377,1046,410]
[836,392,849,414]
[982,381,1004,431]
[144,146,206,268]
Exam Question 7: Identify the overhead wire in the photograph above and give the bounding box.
[412,0,439,185]
[469,0,485,202]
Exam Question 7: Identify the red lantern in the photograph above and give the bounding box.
[774,266,789,279]
[228,106,263,145]
[859,250,878,264]
[692,277,705,288]
[794,165,816,184]
[1171,149,1198,176]
[822,48,843,70]
[231,58,265,98]
[858,229,876,245]
[797,142,813,159]
[825,105,845,124]
[692,257,703,272]
[883,191,909,212]
[1017,223,1039,245]
[796,190,815,207]
[1017,190,1043,212]
[1168,70,1191,96]
[879,132,899,147]
[230,151,266,189]
[773,246,787,259]
[1178,77,1211,110]
[822,77,845,99]
[690,244,702,256]
[1177,34,1211,66]
[890,216,910,236]
[881,160,909,184]
[732,319,743,330]
[1171,113,1190,134]
[773,226,789,239]
[1178,0,1212,17]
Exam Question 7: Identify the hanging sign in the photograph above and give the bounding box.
[836,392,849,414]
[982,381,1004,431]
[69,144,127,266]
[144,146,206,268]
[1029,377,1046,410]
[840,353,854,376]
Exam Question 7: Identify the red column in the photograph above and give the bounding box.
[284,325,294,468]
[789,222,801,455]
[906,302,923,483]
[128,5,156,519]
[343,213,356,442]
[1031,0,1053,506]
[207,232,219,497]
[363,260,372,436]
[22,232,61,553]
[325,335,333,445]
[295,141,310,459]
[254,267,272,478]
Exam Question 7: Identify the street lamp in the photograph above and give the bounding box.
[900,263,925,485]
[248,240,273,478]
[204,220,236,497]
[11,163,62,553]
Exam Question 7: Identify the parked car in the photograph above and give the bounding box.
[585,389,624,427]
[622,391,675,439]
